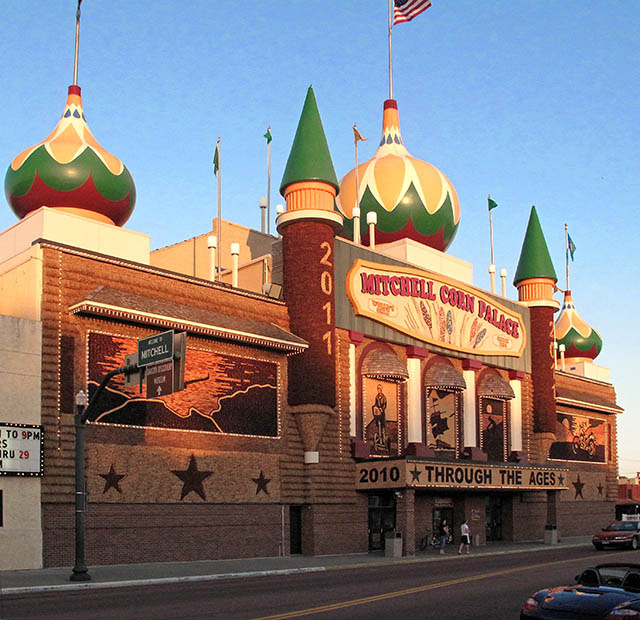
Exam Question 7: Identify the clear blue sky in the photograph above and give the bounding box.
[1,1,638,475]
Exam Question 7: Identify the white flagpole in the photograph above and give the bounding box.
[267,127,272,236]
[564,223,570,291]
[488,195,495,266]
[216,137,222,282]
[73,0,82,85]
[354,124,361,244]
[388,0,394,99]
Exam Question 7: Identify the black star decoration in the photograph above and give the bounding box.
[410,466,422,482]
[99,464,126,494]
[171,455,212,501]
[252,470,271,495]
[597,482,604,495]
[558,474,565,486]
[572,474,585,500]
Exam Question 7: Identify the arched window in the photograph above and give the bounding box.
[477,370,515,462]
[424,358,466,456]
[360,346,408,456]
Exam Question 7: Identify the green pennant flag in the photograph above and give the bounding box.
[213,144,219,175]
[488,197,498,211]
[264,128,272,144]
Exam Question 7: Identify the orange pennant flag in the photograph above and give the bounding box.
[353,125,367,143]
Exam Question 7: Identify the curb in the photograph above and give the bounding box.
[0,566,327,596]
[0,541,593,595]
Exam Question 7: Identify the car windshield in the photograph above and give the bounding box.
[598,566,633,585]
[605,522,637,532]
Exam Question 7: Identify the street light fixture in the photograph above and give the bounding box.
[70,389,91,582]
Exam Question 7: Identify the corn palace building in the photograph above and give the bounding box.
[0,77,623,569]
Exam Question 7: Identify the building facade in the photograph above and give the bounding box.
[0,79,623,568]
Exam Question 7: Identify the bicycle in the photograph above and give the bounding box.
[419,530,453,551]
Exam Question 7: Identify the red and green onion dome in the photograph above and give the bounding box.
[336,99,460,252]
[5,85,136,226]
[555,290,603,362]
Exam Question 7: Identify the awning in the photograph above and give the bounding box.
[477,372,515,399]
[69,286,308,354]
[361,348,409,382]
[556,386,623,414]
[424,361,466,391]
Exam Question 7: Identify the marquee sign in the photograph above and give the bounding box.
[0,423,44,476]
[356,459,568,491]
[346,259,526,357]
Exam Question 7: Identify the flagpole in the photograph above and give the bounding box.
[564,223,570,291]
[388,0,394,100]
[488,194,496,293]
[216,137,222,282]
[73,0,82,85]
[354,123,361,244]
[489,195,495,266]
[267,126,271,236]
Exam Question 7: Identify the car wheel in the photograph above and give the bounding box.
[594,543,603,551]
[631,537,638,551]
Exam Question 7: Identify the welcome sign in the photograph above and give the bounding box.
[346,259,526,357]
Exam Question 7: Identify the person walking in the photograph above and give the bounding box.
[458,519,471,554]
[438,519,449,555]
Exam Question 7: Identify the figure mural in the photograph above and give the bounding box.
[549,413,607,463]
[363,378,398,455]
[481,398,506,461]
[427,389,456,450]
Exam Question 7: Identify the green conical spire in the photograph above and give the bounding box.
[279,87,339,195]
[513,206,557,285]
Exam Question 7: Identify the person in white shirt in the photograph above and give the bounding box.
[458,519,471,554]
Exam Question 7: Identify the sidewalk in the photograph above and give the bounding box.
[0,537,592,595]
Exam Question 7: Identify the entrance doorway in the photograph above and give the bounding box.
[368,492,396,551]
[486,496,503,541]
[290,506,302,554]
[432,506,454,545]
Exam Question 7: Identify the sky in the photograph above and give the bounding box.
[1,1,638,475]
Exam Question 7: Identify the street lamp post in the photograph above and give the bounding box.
[70,389,91,582]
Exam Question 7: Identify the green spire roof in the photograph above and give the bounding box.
[513,206,558,285]
[279,87,339,195]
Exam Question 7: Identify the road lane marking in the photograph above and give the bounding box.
[250,555,592,619]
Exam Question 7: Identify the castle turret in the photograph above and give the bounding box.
[514,206,559,435]
[277,87,343,466]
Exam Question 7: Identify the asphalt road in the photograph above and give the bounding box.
[2,547,639,620]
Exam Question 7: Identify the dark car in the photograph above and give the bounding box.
[520,563,640,619]
[593,520,640,550]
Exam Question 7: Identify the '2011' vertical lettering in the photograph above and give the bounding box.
[320,241,333,356]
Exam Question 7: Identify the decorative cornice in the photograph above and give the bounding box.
[69,299,307,355]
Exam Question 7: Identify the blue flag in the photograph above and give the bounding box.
[568,234,576,261]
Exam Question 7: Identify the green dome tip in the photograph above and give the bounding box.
[279,87,339,196]
[513,206,558,285]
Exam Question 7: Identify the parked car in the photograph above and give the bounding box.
[520,563,640,619]
[593,520,640,550]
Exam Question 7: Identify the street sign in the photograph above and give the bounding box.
[146,360,174,398]
[137,330,174,367]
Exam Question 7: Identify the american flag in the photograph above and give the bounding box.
[393,0,432,25]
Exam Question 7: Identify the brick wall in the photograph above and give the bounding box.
[43,503,285,566]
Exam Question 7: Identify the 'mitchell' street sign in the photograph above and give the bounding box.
[137,330,174,367]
